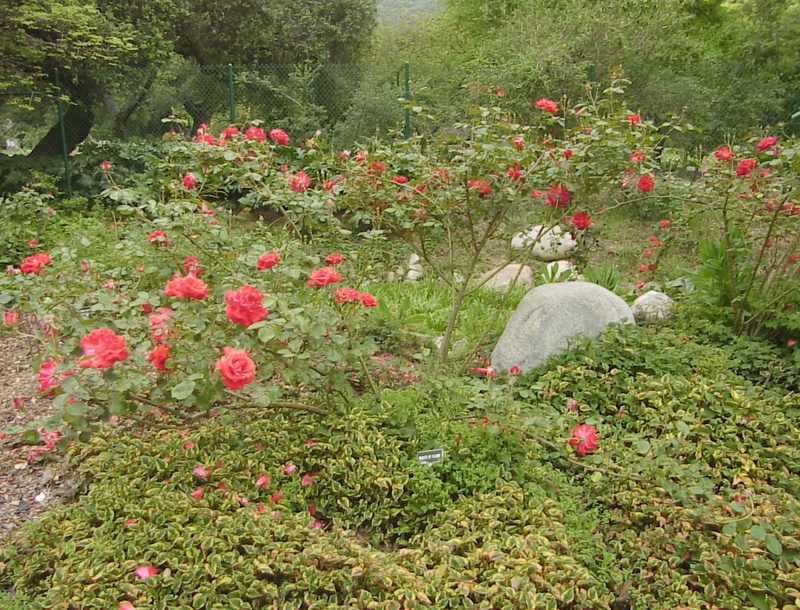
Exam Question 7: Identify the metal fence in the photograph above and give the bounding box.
[0,62,512,196]
[2,62,799,197]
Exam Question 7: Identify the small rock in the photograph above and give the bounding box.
[478,264,534,290]
[39,468,55,485]
[631,290,674,325]
[511,225,578,261]
[13,462,28,470]
[34,491,47,503]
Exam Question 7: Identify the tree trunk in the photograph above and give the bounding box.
[28,102,95,157]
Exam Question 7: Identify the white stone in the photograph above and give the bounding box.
[491,281,635,374]
[544,260,577,280]
[631,290,674,325]
[406,253,420,266]
[511,225,577,261]
[478,264,534,290]
[406,265,423,281]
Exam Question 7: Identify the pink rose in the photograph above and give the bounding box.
[756,136,777,153]
[245,126,266,142]
[224,285,268,327]
[535,98,558,114]
[147,344,172,371]
[324,253,343,265]
[182,172,196,189]
[78,328,128,369]
[164,274,208,299]
[307,267,341,287]
[269,128,289,146]
[568,423,599,456]
[256,251,280,270]
[289,171,311,192]
[216,347,256,390]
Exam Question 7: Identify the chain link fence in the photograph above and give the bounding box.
[0,63,510,196]
[3,62,798,197]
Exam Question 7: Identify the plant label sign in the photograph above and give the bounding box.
[417,449,444,465]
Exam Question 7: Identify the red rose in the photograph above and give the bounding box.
[543,184,572,208]
[20,256,42,274]
[391,175,408,184]
[535,98,558,114]
[256,251,280,270]
[148,230,168,246]
[216,347,256,390]
[37,360,72,394]
[736,158,757,177]
[324,253,343,265]
[245,126,266,142]
[100,160,111,171]
[269,128,289,146]
[658,220,670,228]
[468,180,491,196]
[183,254,202,276]
[307,267,341,287]
[637,175,655,192]
[164,274,208,299]
[289,171,311,192]
[220,126,239,140]
[333,287,361,303]
[149,308,172,344]
[629,151,644,163]
[625,113,641,125]
[182,172,196,189]
[713,146,733,162]
[568,423,599,456]
[4,311,19,326]
[570,212,591,230]
[20,252,51,274]
[147,344,172,371]
[225,285,268,327]
[78,328,129,369]
[194,132,217,145]
[506,164,523,180]
[756,136,777,153]
[358,293,378,307]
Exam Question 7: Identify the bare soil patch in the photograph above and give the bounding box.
[0,333,76,539]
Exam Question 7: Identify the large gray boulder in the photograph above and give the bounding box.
[491,281,634,373]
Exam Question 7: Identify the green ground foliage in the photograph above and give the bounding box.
[1,323,798,609]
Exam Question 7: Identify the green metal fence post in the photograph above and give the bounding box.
[53,68,72,198]
[227,63,236,124]
[404,62,411,139]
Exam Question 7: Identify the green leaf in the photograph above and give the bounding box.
[171,380,196,400]
[635,440,651,454]
[65,401,88,417]
[749,524,767,541]
[745,590,770,610]
[764,534,783,556]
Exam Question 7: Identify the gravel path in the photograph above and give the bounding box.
[0,333,76,539]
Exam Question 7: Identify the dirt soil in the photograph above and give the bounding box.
[0,333,77,539]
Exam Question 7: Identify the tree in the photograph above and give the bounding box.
[0,0,377,158]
